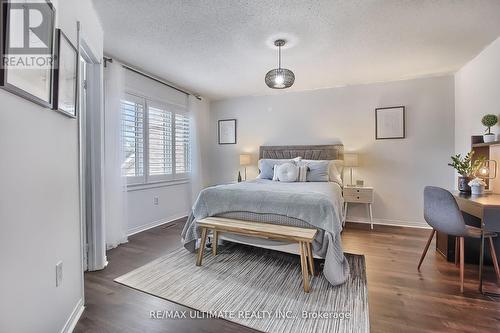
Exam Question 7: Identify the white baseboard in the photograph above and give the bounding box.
[60,298,84,333]
[346,216,431,229]
[127,212,188,236]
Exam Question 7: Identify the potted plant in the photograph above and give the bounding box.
[482,114,498,143]
[448,151,485,192]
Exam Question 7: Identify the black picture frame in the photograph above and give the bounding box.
[218,119,237,145]
[0,0,56,108]
[375,106,406,140]
[52,29,78,118]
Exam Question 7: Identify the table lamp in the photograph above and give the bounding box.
[478,160,497,179]
[238,154,251,182]
[344,153,359,186]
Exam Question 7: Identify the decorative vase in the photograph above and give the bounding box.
[458,176,471,193]
[483,133,496,143]
[237,171,242,182]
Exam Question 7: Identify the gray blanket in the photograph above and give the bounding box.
[181,179,349,286]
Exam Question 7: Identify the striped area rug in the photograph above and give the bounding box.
[115,243,369,333]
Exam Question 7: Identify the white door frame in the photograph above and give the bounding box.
[79,37,107,273]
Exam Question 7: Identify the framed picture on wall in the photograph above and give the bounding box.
[53,29,78,118]
[218,119,237,144]
[0,0,56,108]
[375,106,405,140]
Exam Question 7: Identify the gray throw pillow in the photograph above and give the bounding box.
[258,159,293,180]
[304,160,330,182]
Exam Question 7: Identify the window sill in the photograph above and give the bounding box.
[127,179,190,192]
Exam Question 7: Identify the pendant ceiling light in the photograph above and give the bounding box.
[265,39,295,89]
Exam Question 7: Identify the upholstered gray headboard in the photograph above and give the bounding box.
[259,144,344,160]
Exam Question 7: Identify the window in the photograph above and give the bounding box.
[121,93,190,185]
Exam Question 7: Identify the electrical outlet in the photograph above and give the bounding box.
[56,261,63,287]
[154,196,159,205]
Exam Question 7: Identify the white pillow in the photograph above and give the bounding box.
[329,162,343,186]
[276,163,299,182]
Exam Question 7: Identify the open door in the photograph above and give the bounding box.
[79,40,107,272]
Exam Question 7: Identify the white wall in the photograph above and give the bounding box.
[0,1,103,332]
[127,183,192,235]
[209,76,455,227]
[455,37,500,156]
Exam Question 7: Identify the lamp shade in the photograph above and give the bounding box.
[240,154,251,166]
[265,68,295,89]
[344,153,359,167]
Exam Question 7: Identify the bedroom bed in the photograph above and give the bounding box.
[181,144,350,286]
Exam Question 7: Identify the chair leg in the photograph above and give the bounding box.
[418,229,435,271]
[487,237,500,282]
[460,237,464,293]
[479,231,485,293]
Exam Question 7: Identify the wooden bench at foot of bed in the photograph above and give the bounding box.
[195,217,318,293]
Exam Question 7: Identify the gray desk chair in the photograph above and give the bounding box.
[418,186,500,293]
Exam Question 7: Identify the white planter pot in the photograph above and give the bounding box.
[470,184,485,195]
[483,133,496,143]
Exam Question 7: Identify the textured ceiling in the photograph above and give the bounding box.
[92,0,500,100]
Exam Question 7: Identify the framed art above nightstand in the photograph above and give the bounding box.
[343,186,374,229]
[218,119,237,144]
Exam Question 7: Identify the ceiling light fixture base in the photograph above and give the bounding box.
[274,39,286,47]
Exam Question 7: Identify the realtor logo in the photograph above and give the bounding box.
[6,2,53,54]
[1,0,55,69]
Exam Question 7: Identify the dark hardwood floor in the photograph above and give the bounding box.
[75,219,500,333]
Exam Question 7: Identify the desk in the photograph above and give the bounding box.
[453,191,500,219]
[437,192,500,261]
[453,192,500,293]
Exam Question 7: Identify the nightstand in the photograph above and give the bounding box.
[343,186,374,229]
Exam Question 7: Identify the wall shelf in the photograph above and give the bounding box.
[472,141,500,148]
[471,135,500,148]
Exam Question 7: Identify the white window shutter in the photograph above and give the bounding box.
[121,94,145,184]
[148,102,173,181]
[175,112,191,176]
